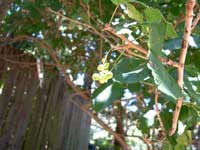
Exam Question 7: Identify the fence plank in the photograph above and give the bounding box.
[0,68,18,127]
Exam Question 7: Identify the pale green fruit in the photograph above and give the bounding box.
[99,78,106,84]
[97,64,105,71]
[92,73,100,81]
[104,63,110,70]
[105,71,113,79]
[101,58,106,63]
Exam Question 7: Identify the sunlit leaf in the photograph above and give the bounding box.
[184,74,200,105]
[113,57,149,84]
[111,0,129,5]
[83,0,90,4]
[126,3,143,23]
[144,7,163,23]
[177,121,186,135]
[143,110,157,120]
[175,132,188,149]
[166,23,178,38]
[162,140,173,150]
[92,81,124,112]
[148,23,166,56]
[164,36,200,50]
[147,52,182,101]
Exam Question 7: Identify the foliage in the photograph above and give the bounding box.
[1,0,200,149]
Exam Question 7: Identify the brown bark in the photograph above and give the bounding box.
[169,0,196,136]
[113,103,126,150]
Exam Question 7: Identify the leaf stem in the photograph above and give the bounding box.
[109,5,119,25]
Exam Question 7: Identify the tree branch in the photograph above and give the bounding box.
[2,35,130,150]
[169,0,196,136]
[191,8,200,31]
[154,89,165,133]
[104,24,148,55]
[104,24,179,68]
[47,8,114,46]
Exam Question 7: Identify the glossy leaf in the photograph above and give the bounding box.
[111,0,129,5]
[164,36,200,50]
[144,7,163,23]
[175,132,188,150]
[126,3,143,23]
[92,81,124,112]
[113,57,149,84]
[147,52,182,101]
[166,23,178,38]
[162,141,173,150]
[148,23,166,56]
[113,65,149,84]
[137,117,149,134]
[184,74,200,105]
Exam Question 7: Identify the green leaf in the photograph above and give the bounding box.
[164,36,200,50]
[23,2,42,19]
[144,7,163,23]
[147,52,182,101]
[111,0,129,5]
[166,23,178,38]
[162,140,173,150]
[113,57,143,72]
[160,110,173,132]
[137,117,149,134]
[179,106,189,122]
[184,74,200,105]
[187,107,199,127]
[113,65,149,84]
[83,0,90,4]
[175,132,188,150]
[126,3,143,23]
[92,81,124,112]
[113,57,149,84]
[148,23,166,56]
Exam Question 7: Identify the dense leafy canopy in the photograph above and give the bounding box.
[1,0,200,149]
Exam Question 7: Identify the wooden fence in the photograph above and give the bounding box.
[0,46,91,150]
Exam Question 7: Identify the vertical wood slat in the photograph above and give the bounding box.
[64,95,91,150]
[23,75,52,150]
[13,72,39,150]
[35,75,62,150]
[0,68,18,127]
[0,67,91,150]
[45,76,66,150]
[0,72,27,150]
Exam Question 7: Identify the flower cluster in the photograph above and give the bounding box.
[92,61,113,84]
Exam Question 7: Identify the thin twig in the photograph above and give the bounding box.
[169,0,196,136]
[104,24,179,67]
[159,57,179,68]
[104,24,148,55]
[99,0,103,59]
[48,8,114,46]
[109,5,119,25]
[154,89,165,133]
[191,8,200,30]
[113,45,147,60]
